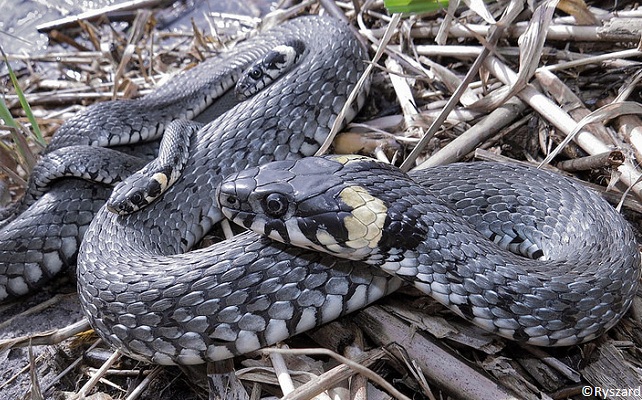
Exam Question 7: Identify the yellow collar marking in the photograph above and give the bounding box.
[338,185,387,250]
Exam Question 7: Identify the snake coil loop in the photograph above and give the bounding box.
[219,155,641,347]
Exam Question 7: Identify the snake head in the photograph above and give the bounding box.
[217,156,394,262]
[107,170,168,215]
[235,39,306,100]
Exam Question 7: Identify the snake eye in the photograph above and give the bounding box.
[224,195,239,207]
[129,191,143,206]
[249,67,262,80]
[263,193,289,217]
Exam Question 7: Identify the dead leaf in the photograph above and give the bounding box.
[557,0,600,25]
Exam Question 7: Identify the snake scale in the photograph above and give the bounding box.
[1,15,640,365]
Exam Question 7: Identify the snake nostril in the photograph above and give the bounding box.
[225,195,238,206]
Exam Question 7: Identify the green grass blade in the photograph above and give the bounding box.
[0,96,18,129]
[384,0,450,13]
[0,96,32,168]
[0,46,45,146]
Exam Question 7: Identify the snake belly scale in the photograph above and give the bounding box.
[76,16,395,365]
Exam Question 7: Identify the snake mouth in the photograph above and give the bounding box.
[217,173,264,233]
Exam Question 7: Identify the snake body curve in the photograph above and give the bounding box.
[77,16,389,365]
[0,18,279,298]
[218,155,641,346]
[0,15,366,301]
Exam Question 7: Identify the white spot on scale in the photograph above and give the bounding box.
[430,281,450,295]
[300,142,318,156]
[43,252,63,275]
[472,316,497,332]
[522,325,548,338]
[494,318,520,330]
[321,294,343,322]
[206,345,236,361]
[24,263,43,284]
[365,275,401,301]
[8,276,29,295]
[61,236,76,258]
[471,305,493,319]
[548,335,578,347]
[395,265,419,278]
[176,349,205,365]
[152,352,176,366]
[449,293,469,306]
[294,308,317,334]
[0,286,7,300]
[497,328,521,341]
[578,332,598,343]
[108,135,122,146]
[380,261,401,273]
[523,334,549,346]
[345,285,368,311]
[211,323,237,342]
[139,127,150,140]
[130,132,141,143]
[235,330,262,354]
[264,319,289,345]
[398,256,419,268]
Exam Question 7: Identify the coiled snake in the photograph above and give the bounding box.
[79,15,385,364]
[219,155,640,347]
[1,15,640,365]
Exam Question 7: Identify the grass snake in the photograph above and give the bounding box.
[1,15,639,365]
[219,155,640,348]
